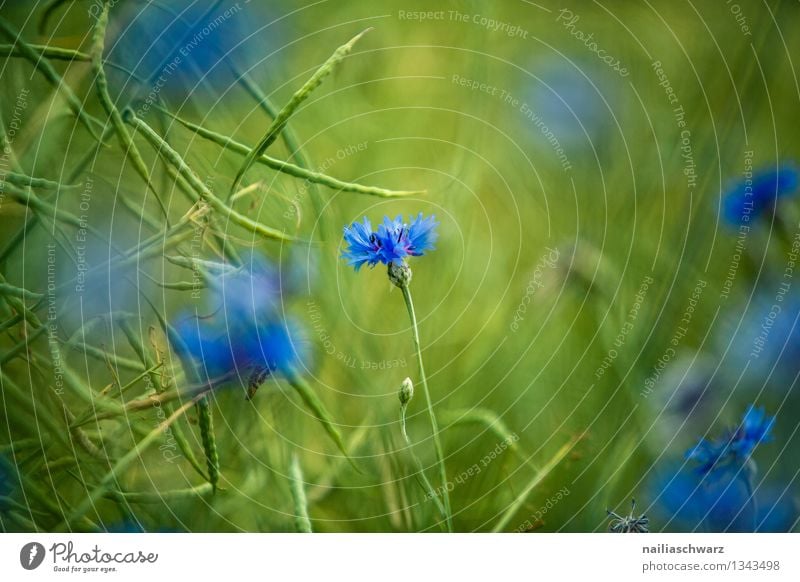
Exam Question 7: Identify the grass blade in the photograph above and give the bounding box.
[58,395,202,531]
[286,373,352,465]
[491,437,579,532]
[90,0,170,221]
[289,454,312,532]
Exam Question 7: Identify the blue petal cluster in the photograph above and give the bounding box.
[686,405,774,476]
[171,253,307,389]
[342,213,439,271]
[652,466,796,532]
[648,405,790,532]
[723,164,799,225]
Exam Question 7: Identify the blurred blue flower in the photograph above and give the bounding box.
[342,213,439,271]
[651,465,796,532]
[722,164,799,225]
[524,60,615,151]
[171,253,308,392]
[108,1,287,100]
[754,486,798,532]
[720,294,800,390]
[686,405,774,477]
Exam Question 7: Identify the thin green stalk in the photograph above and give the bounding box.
[399,402,448,524]
[399,283,452,532]
[38,0,76,33]
[288,454,312,533]
[57,395,203,531]
[0,43,86,61]
[123,109,293,242]
[2,171,79,191]
[90,0,170,222]
[154,105,423,198]
[230,64,328,236]
[0,272,43,327]
[64,340,145,373]
[0,43,144,80]
[286,372,353,465]
[229,29,370,199]
[118,316,208,481]
[491,437,578,532]
[0,283,43,302]
[104,483,213,504]
[0,17,104,140]
[0,325,46,366]
[440,407,534,470]
[1,181,115,244]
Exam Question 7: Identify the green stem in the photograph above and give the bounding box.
[399,283,452,532]
[399,403,448,527]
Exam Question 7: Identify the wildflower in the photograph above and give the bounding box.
[341,211,451,529]
[649,405,780,532]
[607,499,649,533]
[686,405,774,477]
[722,164,799,225]
[525,60,613,151]
[341,213,439,271]
[171,253,308,395]
[651,464,796,532]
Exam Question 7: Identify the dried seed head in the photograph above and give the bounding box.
[399,377,414,406]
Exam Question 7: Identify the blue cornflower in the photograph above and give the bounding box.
[342,213,439,271]
[723,164,799,225]
[651,464,796,532]
[650,468,786,532]
[686,405,774,476]
[171,253,308,395]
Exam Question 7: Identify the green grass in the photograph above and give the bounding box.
[0,0,798,533]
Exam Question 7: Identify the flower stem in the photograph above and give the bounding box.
[399,403,448,526]
[399,282,453,532]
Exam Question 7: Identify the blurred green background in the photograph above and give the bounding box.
[0,0,798,532]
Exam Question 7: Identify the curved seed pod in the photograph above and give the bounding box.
[228,29,371,198]
[197,396,219,493]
